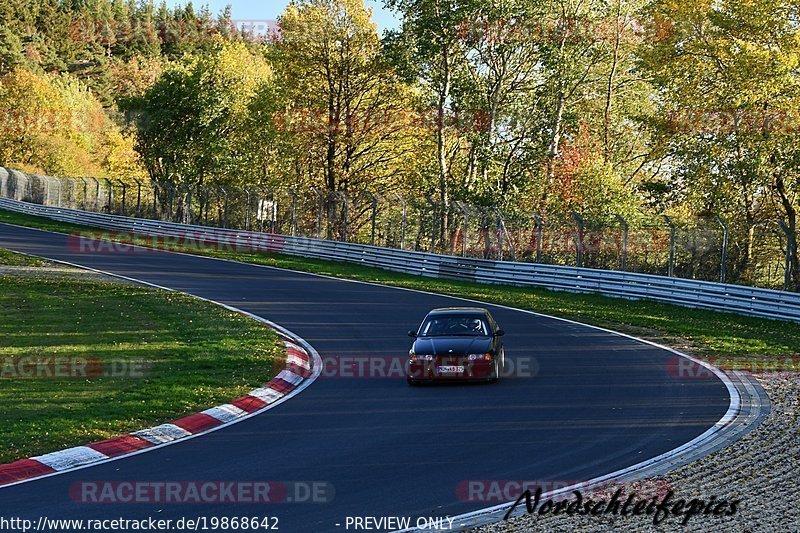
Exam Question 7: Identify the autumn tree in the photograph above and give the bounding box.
[387,0,476,237]
[273,0,422,196]
[641,0,800,288]
[131,40,273,188]
[0,67,142,179]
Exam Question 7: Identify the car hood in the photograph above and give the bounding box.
[412,336,492,356]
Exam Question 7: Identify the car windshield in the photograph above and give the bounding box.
[419,315,490,337]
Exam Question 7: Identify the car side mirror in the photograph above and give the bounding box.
[494,329,505,337]
[408,330,417,338]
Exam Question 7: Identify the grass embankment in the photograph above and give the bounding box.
[1,208,799,366]
[0,247,48,267]
[0,247,284,464]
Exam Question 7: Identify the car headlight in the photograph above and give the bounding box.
[410,354,434,362]
[468,353,492,361]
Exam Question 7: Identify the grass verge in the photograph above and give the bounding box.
[1,207,799,367]
[0,251,284,464]
[0,247,48,267]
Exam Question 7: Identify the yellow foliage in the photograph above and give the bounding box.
[0,67,145,180]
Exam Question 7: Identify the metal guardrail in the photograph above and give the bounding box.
[1,196,799,323]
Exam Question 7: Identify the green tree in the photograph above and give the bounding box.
[0,26,23,74]
[641,0,800,288]
[387,0,467,231]
[132,40,273,188]
[273,0,422,195]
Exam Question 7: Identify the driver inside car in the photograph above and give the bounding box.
[469,318,484,333]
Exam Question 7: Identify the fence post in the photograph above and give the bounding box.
[43,176,52,206]
[244,187,252,231]
[89,178,99,212]
[25,173,32,202]
[493,206,516,261]
[288,190,297,236]
[185,183,193,224]
[86,177,100,213]
[55,177,63,207]
[79,178,88,210]
[132,179,141,216]
[104,178,113,213]
[663,215,675,277]
[495,207,504,261]
[63,177,70,207]
[203,185,211,225]
[69,177,78,208]
[369,192,378,246]
[778,220,792,291]
[37,175,46,205]
[167,181,175,218]
[340,192,348,242]
[256,187,264,232]
[326,191,335,240]
[571,212,584,268]
[218,186,228,228]
[716,215,729,283]
[65,177,74,207]
[311,187,323,239]
[197,184,204,224]
[269,186,278,233]
[117,179,127,216]
[18,172,25,201]
[531,213,542,263]
[615,214,629,271]
[393,193,407,250]
[153,181,160,218]
[36,176,45,205]
[424,195,437,253]
[455,201,469,257]
[257,186,274,232]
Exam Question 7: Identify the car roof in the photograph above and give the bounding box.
[426,307,489,317]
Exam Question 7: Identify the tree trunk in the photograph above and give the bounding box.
[326,95,337,193]
[603,2,621,159]
[545,92,565,183]
[775,172,800,291]
[436,43,452,245]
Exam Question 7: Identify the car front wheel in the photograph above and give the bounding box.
[489,359,500,383]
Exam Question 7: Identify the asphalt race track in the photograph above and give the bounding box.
[0,222,731,531]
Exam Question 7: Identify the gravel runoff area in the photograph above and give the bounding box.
[472,372,799,532]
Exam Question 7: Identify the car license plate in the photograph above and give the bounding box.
[438,365,464,374]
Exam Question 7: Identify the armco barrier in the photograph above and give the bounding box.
[1,196,799,323]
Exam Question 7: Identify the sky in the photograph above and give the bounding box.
[166,0,402,33]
